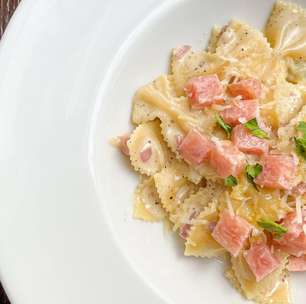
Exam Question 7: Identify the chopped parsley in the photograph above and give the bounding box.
[294,137,306,160]
[257,219,288,237]
[224,175,238,187]
[245,163,262,190]
[297,121,306,137]
[216,114,232,137]
[244,118,269,139]
[295,121,306,160]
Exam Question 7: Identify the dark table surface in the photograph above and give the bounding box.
[0,1,21,302]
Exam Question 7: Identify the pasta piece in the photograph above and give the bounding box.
[171,50,227,95]
[225,267,245,297]
[154,161,198,214]
[184,201,226,258]
[286,57,306,84]
[133,176,165,222]
[278,104,306,151]
[159,118,185,158]
[128,120,171,176]
[265,0,306,59]
[277,105,306,185]
[207,26,222,53]
[277,104,306,168]
[268,80,305,127]
[231,251,289,303]
[226,265,291,304]
[264,280,291,304]
[170,181,225,228]
[216,20,272,76]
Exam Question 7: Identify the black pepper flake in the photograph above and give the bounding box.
[169,196,173,200]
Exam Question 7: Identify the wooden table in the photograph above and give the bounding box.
[0,1,21,302]
[1,0,21,37]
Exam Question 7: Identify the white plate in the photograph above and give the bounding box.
[0,0,305,303]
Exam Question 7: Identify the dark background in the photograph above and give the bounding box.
[0,1,22,302]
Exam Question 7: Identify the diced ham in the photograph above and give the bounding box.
[255,154,297,190]
[179,210,198,240]
[245,241,280,282]
[288,255,306,271]
[276,233,306,257]
[173,45,191,60]
[118,134,130,156]
[212,210,252,257]
[274,211,306,257]
[209,140,245,178]
[220,99,258,126]
[140,146,152,162]
[178,129,212,165]
[179,224,191,240]
[231,124,269,155]
[228,78,262,100]
[281,212,304,239]
[291,182,306,197]
[184,75,224,109]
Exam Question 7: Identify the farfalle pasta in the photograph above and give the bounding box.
[113,1,306,303]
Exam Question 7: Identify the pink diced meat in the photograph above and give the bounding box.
[220,99,258,126]
[228,78,262,100]
[184,75,224,109]
[179,224,192,240]
[255,154,297,190]
[245,241,280,282]
[118,134,130,156]
[212,210,252,257]
[231,124,269,155]
[274,211,306,257]
[178,129,212,165]
[288,255,306,271]
[173,45,191,60]
[140,147,152,162]
[209,140,245,178]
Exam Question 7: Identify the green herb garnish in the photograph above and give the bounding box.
[295,121,306,160]
[297,121,306,137]
[216,114,232,137]
[245,163,262,190]
[294,136,306,160]
[244,118,269,139]
[224,175,238,187]
[257,219,288,237]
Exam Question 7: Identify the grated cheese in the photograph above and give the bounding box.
[225,191,235,216]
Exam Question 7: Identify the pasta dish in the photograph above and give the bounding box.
[113,1,306,303]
